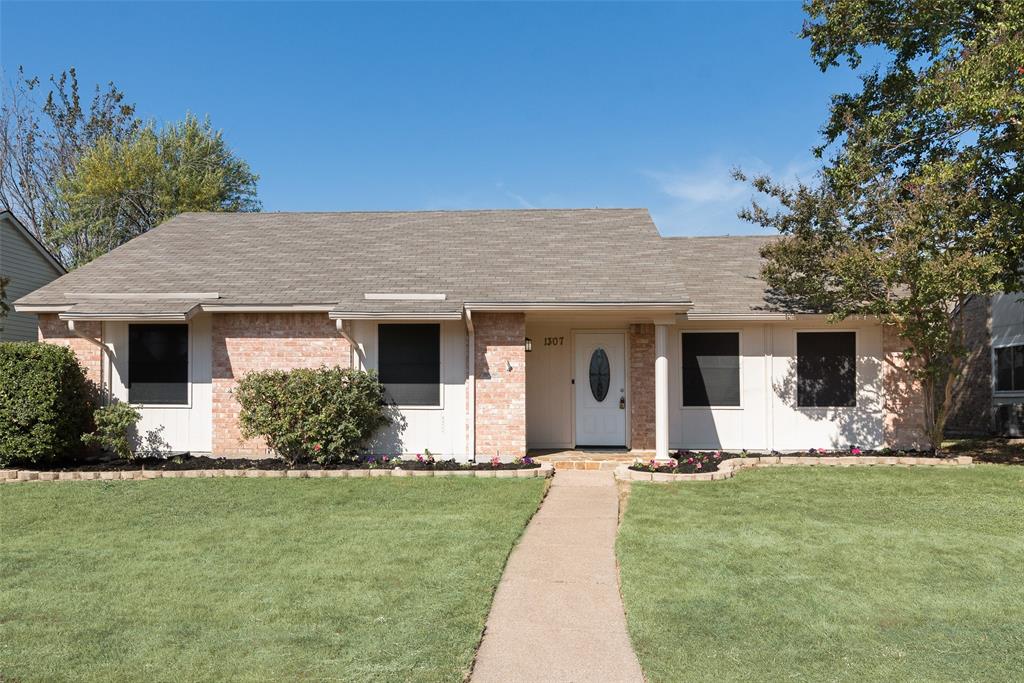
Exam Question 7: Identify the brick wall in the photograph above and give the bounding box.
[628,323,656,451]
[211,313,351,456]
[474,312,526,459]
[882,325,930,449]
[946,295,994,436]
[37,314,103,390]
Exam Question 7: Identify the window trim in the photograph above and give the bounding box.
[679,329,743,410]
[127,322,193,409]
[992,342,1024,396]
[794,328,858,410]
[376,322,444,410]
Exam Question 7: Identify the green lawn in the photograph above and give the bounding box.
[0,477,545,682]
[617,467,1024,682]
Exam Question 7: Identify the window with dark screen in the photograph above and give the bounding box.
[378,324,441,406]
[682,332,740,407]
[995,345,1024,392]
[128,324,189,405]
[796,331,856,407]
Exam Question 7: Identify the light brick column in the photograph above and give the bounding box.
[37,314,104,390]
[882,325,930,449]
[211,313,351,456]
[473,312,526,459]
[628,324,656,450]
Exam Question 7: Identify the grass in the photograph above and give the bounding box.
[617,466,1024,682]
[0,477,546,682]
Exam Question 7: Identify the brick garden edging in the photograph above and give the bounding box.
[615,455,974,483]
[0,463,553,483]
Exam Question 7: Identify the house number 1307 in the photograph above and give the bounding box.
[544,337,564,346]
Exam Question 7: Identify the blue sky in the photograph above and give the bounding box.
[1,1,864,235]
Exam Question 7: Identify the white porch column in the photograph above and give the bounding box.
[655,323,670,460]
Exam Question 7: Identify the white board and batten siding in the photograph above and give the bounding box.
[104,315,214,453]
[526,319,887,452]
[348,319,468,458]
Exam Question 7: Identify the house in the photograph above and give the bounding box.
[14,209,927,460]
[0,211,66,341]
[947,293,1024,437]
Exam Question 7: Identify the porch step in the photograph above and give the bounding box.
[532,452,645,471]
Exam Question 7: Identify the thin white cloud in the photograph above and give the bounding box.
[643,156,820,235]
[495,182,535,209]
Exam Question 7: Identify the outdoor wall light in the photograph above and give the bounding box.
[524,337,533,352]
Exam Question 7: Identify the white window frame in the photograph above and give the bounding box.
[376,322,444,411]
[794,328,858,410]
[127,322,193,410]
[679,329,743,410]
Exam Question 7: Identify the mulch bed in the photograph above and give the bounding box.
[630,449,944,474]
[35,454,540,472]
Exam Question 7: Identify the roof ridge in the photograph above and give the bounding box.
[180,207,649,216]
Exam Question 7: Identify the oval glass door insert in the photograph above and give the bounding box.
[589,348,611,402]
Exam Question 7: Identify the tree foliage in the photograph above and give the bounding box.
[739,0,1023,447]
[1,67,259,269]
[50,114,260,267]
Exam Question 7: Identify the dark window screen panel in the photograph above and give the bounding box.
[996,345,1024,391]
[1015,346,1024,392]
[682,333,740,407]
[378,324,441,406]
[128,325,188,404]
[797,332,856,407]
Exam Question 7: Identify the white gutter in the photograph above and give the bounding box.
[465,309,475,462]
[334,319,367,368]
[464,301,692,312]
[66,320,112,403]
[328,311,463,320]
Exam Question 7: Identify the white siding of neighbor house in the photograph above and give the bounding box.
[525,318,887,452]
[348,319,468,458]
[104,315,214,453]
[0,218,64,341]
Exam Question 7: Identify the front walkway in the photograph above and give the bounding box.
[471,470,644,683]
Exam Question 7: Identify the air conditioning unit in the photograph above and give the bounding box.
[995,403,1024,437]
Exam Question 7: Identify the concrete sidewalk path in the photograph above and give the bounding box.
[471,470,644,683]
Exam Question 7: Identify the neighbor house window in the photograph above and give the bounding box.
[378,324,441,406]
[128,324,188,405]
[797,331,856,407]
[995,344,1024,392]
[682,332,740,407]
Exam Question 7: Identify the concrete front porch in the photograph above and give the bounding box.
[530,449,653,470]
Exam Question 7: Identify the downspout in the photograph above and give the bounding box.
[335,319,366,368]
[66,319,112,403]
[465,308,475,461]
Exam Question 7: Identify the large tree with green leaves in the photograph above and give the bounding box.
[49,114,260,267]
[739,0,1023,448]
[1,68,259,269]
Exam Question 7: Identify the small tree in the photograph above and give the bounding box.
[234,366,390,466]
[738,0,1023,448]
[83,401,142,461]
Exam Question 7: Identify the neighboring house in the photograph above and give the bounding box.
[947,293,1024,437]
[14,209,927,459]
[0,211,66,341]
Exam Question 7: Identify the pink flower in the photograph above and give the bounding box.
[313,444,322,452]
[490,456,501,467]
[416,453,424,462]
[818,448,827,454]
[696,462,702,469]
[850,447,862,455]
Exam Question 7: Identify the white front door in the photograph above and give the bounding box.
[574,332,626,447]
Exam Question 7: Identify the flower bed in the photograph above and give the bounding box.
[629,447,947,474]
[10,453,540,473]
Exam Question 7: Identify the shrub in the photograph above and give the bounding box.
[0,342,95,467]
[234,366,390,466]
[83,402,142,460]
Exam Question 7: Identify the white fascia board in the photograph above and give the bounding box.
[328,311,464,320]
[13,304,73,313]
[463,301,692,312]
[199,304,335,312]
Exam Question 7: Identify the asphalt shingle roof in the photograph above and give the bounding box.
[18,209,782,315]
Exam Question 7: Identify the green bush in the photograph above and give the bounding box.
[83,401,142,460]
[0,342,96,467]
[234,366,390,466]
